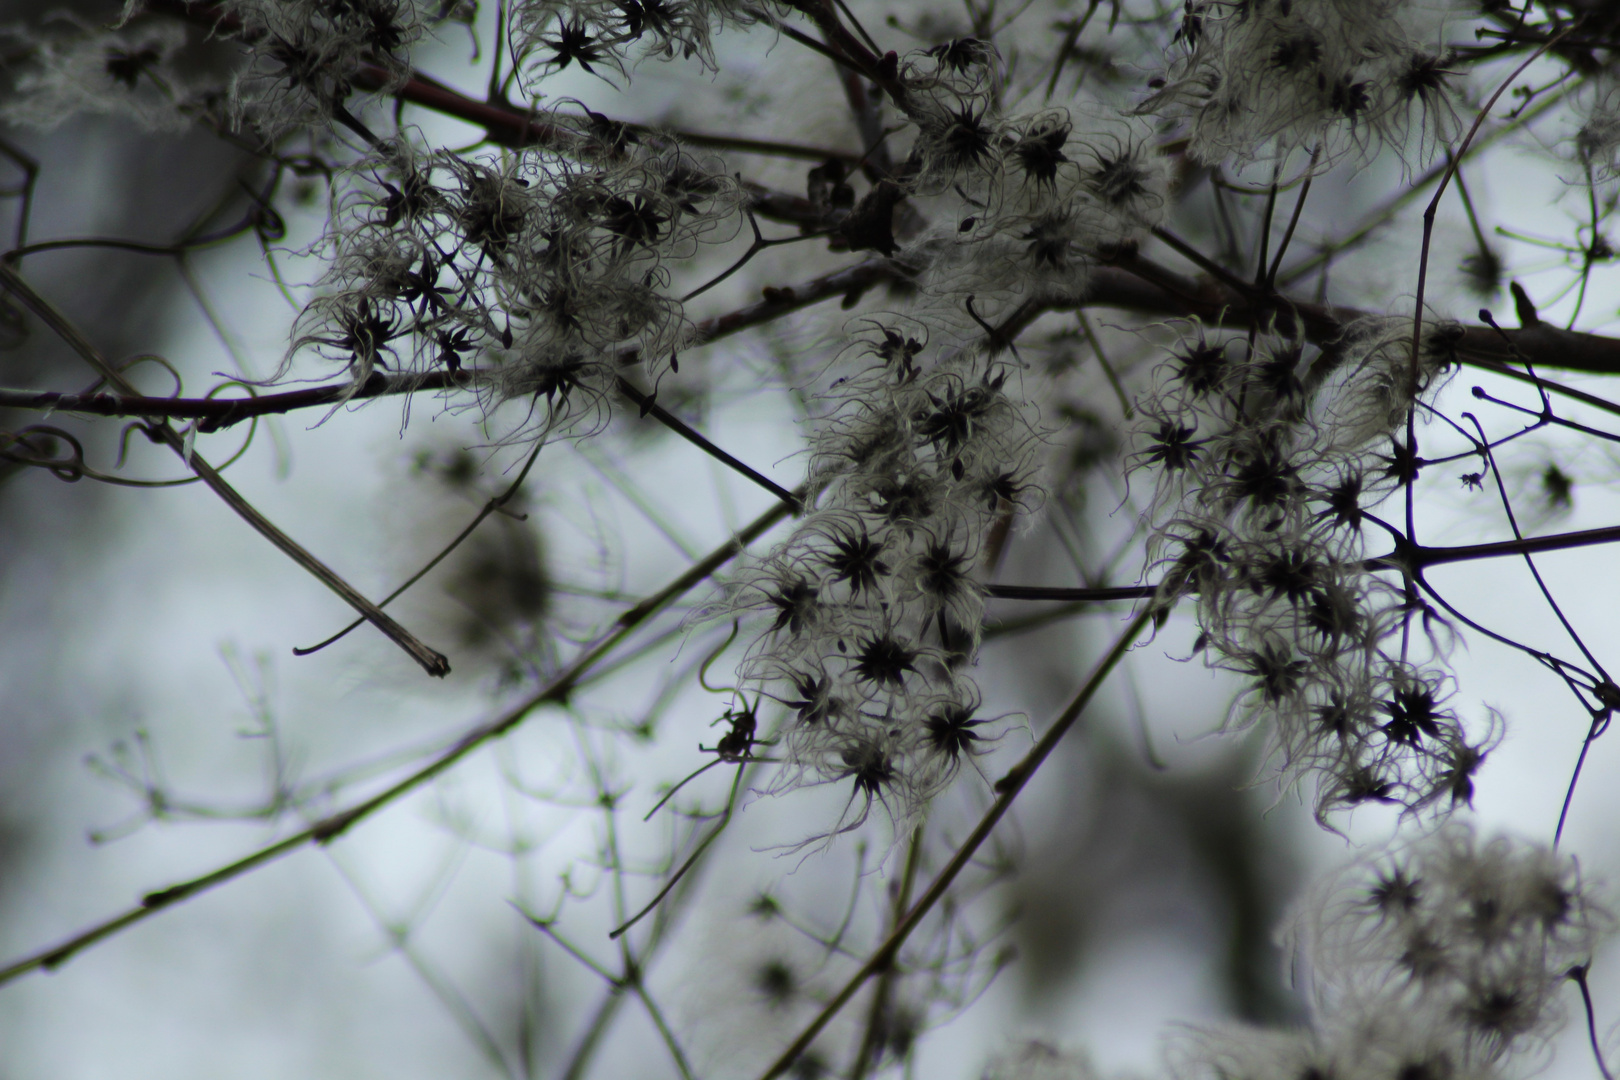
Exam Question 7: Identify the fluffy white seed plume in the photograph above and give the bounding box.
[0,19,191,133]
[983,1039,1100,1080]
[1173,825,1610,1080]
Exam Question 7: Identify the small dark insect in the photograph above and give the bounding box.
[710,703,757,760]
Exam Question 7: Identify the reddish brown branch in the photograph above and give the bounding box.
[11,257,1620,433]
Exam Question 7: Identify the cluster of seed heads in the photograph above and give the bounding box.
[292,131,740,436]
[1147,0,1462,166]
[724,320,1043,845]
[1172,825,1612,1080]
[1135,316,1493,818]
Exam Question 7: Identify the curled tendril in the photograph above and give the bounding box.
[0,409,260,488]
[97,352,184,398]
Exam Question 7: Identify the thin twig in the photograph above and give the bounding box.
[0,262,452,677]
[609,764,747,940]
[0,496,794,987]
[293,437,546,655]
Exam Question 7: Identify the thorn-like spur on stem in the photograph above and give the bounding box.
[1569,964,1617,1080]
[755,607,1155,1080]
[0,263,452,677]
[1367,522,1620,574]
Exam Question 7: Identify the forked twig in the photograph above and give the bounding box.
[0,263,452,677]
[294,437,546,656]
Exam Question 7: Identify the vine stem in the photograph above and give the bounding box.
[756,606,1155,1080]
